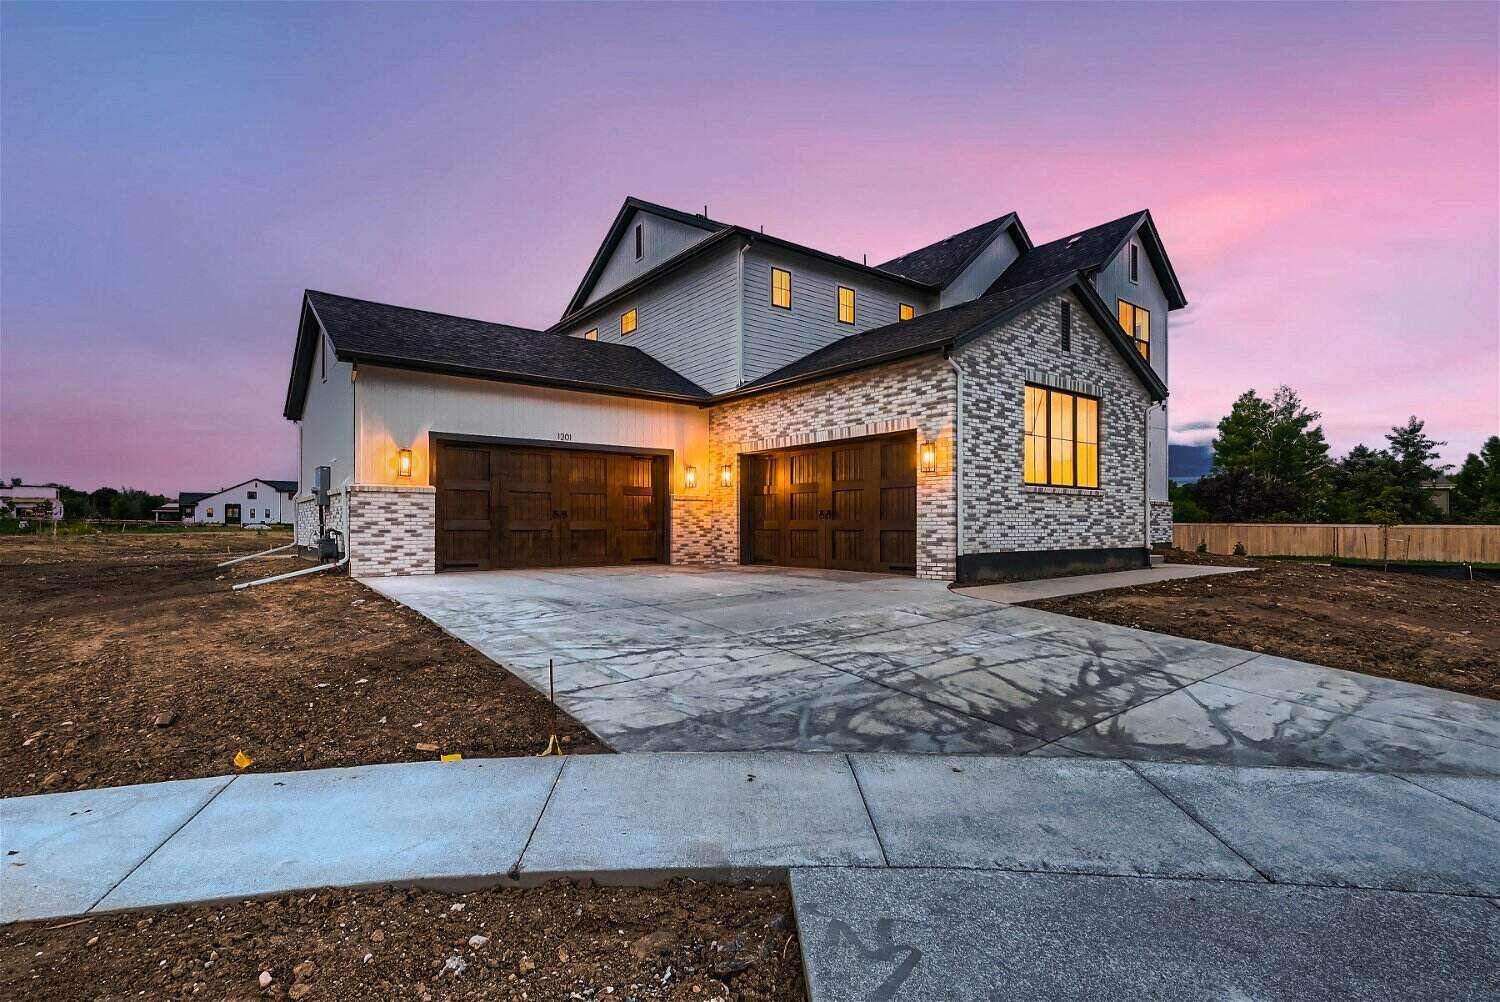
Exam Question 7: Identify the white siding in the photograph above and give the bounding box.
[354,365,711,494]
[298,331,356,493]
[561,243,741,394]
[1096,235,1171,501]
[582,209,716,307]
[740,247,936,385]
[938,230,1022,308]
[188,480,293,525]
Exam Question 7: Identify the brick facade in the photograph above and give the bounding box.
[701,355,957,579]
[956,291,1151,556]
[1150,499,1174,547]
[345,485,435,577]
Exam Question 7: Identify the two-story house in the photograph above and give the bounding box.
[282,196,1184,582]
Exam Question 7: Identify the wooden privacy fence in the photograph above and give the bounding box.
[1173,523,1500,565]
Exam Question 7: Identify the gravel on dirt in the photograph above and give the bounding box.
[0,879,804,1001]
[1030,551,1500,699]
[0,532,605,798]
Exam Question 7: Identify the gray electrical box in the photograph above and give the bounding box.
[313,465,331,506]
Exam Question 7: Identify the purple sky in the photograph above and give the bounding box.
[3,2,1496,495]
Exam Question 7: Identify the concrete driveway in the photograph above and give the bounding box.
[367,566,1500,774]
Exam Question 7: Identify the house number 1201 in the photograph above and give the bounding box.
[556,432,573,442]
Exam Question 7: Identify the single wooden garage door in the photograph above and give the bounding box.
[435,441,667,571]
[743,432,917,575]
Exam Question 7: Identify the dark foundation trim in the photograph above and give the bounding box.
[956,546,1149,585]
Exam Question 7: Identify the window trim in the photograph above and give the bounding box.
[1128,242,1140,284]
[620,308,637,336]
[770,267,792,310]
[898,303,914,322]
[633,222,644,261]
[583,328,598,341]
[837,286,856,325]
[1116,299,1150,363]
[1024,384,1101,489]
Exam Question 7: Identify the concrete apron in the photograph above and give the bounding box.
[3,753,1498,927]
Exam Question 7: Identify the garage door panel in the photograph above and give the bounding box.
[744,433,916,576]
[436,443,666,572]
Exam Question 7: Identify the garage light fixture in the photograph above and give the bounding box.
[397,449,413,478]
[919,443,936,474]
[720,464,733,487]
[683,465,698,490]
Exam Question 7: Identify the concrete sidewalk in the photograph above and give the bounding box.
[956,562,1252,603]
[4,753,1498,925]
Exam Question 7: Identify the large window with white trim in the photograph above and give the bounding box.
[1024,385,1099,488]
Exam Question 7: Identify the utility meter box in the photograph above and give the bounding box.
[313,466,331,506]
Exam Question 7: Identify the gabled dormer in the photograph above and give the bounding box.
[565,198,726,314]
[878,212,1033,308]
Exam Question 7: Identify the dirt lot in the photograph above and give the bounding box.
[0,532,604,798]
[0,879,803,1001]
[1031,551,1500,700]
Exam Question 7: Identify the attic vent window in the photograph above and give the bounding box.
[1128,243,1140,283]
[634,223,644,261]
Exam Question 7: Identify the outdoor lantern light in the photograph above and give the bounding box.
[683,465,698,489]
[919,443,937,473]
[397,449,413,478]
[720,464,733,487]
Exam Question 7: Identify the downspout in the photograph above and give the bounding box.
[734,239,750,386]
[944,349,965,569]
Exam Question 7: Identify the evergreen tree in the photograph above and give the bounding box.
[1451,436,1500,523]
[1383,416,1447,522]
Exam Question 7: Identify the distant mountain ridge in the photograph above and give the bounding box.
[1169,444,1213,482]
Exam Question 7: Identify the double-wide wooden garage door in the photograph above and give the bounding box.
[435,441,667,571]
[744,433,917,575]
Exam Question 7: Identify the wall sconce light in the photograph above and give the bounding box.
[683,465,698,490]
[720,464,734,487]
[397,449,413,478]
[919,443,937,474]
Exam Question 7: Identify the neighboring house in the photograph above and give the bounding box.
[183,479,298,526]
[0,484,64,523]
[177,491,212,522]
[1426,477,1454,516]
[151,502,182,523]
[282,197,1184,582]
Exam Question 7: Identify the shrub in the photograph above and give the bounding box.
[1196,541,1208,553]
[1232,541,1247,556]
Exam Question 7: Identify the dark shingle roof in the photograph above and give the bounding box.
[304,290,710,402]
[740,276,1074,391]
[876,214,1022,286]
[986,212,1143,294]
[178,492,211,507]
[264,480,298,494]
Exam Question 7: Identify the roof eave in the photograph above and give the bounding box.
[549,228,745,332]
[281,294,322,421]
[338,350,712,406]
[711,341,952,404]
[563,196,723,317]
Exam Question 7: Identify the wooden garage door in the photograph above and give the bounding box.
[744,432,917,575]
[435,441,667,571]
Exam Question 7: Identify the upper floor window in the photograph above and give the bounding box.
[247,490,257,500]
[898,303,914,322]
[837,286,856,325]
[249,508,256,519]
[206,507,214,518]
[1024,385,1099,489]
[634,223,644,260]
[1060,301,1071,352]
[620,309,637,336]
[1128,243,1140,283]
[583,329,599,341]
[1117,300,1150,361]
[771,268,792,309]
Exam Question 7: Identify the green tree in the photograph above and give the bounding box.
[1451,436,1500,523]
[1168,481,1209,523]
[1383,416,1447,523]
[1202,386,1329,519]
[1324,445,1396,523]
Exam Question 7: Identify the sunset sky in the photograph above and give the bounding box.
[2,1,1496,495]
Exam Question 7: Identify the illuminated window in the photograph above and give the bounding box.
[620,309,637,336]
[1128,243,1140,283]
[899,303,914,322]
[837,286,855,325]
[1117,300,1150,362]
[1024,385,1099,488]
[634,223,644,260]
[583,329,598,341]
[771,268,792,309]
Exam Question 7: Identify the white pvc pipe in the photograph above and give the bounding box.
[217,542,297,568]
[232,553,347,591]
